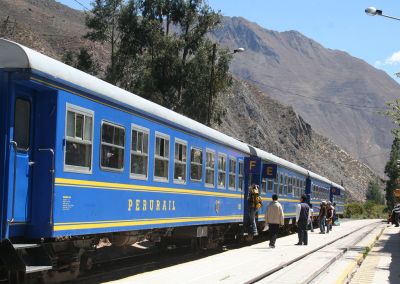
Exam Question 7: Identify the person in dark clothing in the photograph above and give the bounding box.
[296,194,310,245]
[318,201,327,234]
[392,203,400,227]
[326,201,334,233]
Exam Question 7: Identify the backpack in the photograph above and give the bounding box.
[255,196,263,209]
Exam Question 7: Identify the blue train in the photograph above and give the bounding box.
[0,39,345,282]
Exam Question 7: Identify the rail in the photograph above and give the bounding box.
[38,148,55,225]
[8,140,17,223]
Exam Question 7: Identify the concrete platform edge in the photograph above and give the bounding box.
[334,225,386,284]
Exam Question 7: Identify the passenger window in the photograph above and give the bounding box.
[267,178,274,192]
[190,147,203,182]
[218,154,226,189]
[14,98,31,151]
[130,125,149,179]
[238,160,244,191]
[154,133,170,181]
[228,157,236,190]
[101,121,125,171]
[279,173,284,195]
[261,178,267,194]
[65,105,93,172]
[206,150,215,187]
[174,140,187,183]
[288,176,293,195]
[274,174,279,194]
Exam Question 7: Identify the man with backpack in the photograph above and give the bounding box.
[248,184,262,236]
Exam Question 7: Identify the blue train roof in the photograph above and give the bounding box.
[0,38,343,188]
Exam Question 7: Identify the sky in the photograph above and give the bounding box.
[58,0,400,82]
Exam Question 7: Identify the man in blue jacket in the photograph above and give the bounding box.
[296,194,310,245]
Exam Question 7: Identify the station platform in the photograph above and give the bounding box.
[349,225,400,284]
[106,219,385,284]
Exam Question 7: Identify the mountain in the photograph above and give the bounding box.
[217,80,377,201]
[212,17,400,176]
[0,0,382,200]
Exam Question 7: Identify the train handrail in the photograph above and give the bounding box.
[8,140,18,223]
[38,148,55,225]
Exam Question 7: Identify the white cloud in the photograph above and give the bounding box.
[383,51,400,66]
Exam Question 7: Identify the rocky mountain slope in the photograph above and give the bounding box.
[213,17,400,176]
[0,0,383,200]
[217,80,377,201]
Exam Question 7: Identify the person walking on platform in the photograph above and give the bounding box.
[392,203,400,227]
[332,202,338,225]
[318,201,327,234]
[308,203,314,232]
[248,184,262,236]
[326,201,334,233]
[265,194,284,248]
[296,194,310,245]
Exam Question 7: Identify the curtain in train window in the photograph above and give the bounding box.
[101,122,125,170]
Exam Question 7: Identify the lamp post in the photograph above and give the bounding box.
[207,44,245,126]
[365,7,400,21]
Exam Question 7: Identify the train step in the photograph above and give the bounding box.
[25,265,52,274]
[0,239,52,275]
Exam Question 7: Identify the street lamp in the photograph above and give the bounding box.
[207,44,245,126]
[365,7,400,21]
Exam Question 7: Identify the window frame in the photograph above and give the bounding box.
[190,146,203,182]
[238,160,244,192]
[64,103,94,174]
[173,138,188,184]
[205,149,216,188]
[217,153,227,190]
[130,124,150,180]
[153,132,170,182]
[100,120,126,172]
[228,156,237,191]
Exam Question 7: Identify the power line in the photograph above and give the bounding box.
[72,0,91,12]
[358,150,391,159]
[256,82,388,112]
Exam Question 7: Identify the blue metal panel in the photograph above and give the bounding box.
[0,71,10,240]
[51,88,244,236]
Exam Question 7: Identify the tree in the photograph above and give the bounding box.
[85,0,124,83]
[61,48,99,76]
[384,137,400,209]
[366,180,383,204]
[84,0,232,124]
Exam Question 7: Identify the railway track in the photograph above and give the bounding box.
[253,221,384,284]
[62,220,383,284]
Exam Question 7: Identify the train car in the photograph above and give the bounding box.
[331,182,345,216]
[0,38,345,283]
[308,172,332,218]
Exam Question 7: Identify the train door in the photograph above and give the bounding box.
[9,95,34,223]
